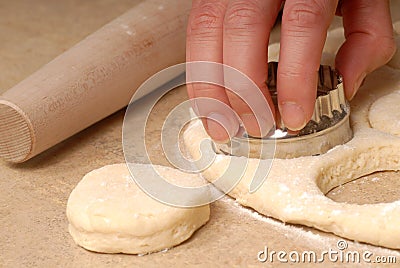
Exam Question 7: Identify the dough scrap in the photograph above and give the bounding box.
[183,53,400,249]
[67,163,210,254]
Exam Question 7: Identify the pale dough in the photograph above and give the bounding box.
[369,90,400,136]
[183,24,400,249]
[67,163,210,254]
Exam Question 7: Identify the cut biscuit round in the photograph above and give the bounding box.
[67,163,210,254]
[369,90,400,136]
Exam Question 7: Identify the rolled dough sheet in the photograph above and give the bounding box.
[67,163,210,254]
[183,28,400,249]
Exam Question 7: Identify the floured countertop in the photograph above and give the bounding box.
[1,1,400,267]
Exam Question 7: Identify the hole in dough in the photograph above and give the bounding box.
[315,141,400,200]
[326,171,400,204]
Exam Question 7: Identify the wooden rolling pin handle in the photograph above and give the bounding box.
[0,0,190,163]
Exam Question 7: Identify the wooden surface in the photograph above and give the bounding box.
[1,1,400,267]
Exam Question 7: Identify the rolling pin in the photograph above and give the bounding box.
[0,0,191,163]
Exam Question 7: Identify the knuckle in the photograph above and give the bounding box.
[363,33,397,64]
[379,35,397,62]
[285,0,326,29]
[189,1,226,35]
[224,1,265,31]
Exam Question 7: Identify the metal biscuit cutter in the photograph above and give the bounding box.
[214,61,353,159]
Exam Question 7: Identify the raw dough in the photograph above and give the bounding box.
[268,43,280,62]
[67,163,210,254]
[369,90,400,136]
[183,29,400,249]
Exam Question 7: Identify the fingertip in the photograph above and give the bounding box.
[349,72,366,100]
[277,70,318,131]
[279,102,307,131]
[240,113,275,138]
[205,119,230,142]
[205,112,239,142]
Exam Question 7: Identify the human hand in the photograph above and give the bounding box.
[186,0,396,142]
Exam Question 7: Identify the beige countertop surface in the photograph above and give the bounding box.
[1,1,400,267]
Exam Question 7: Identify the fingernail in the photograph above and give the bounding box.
[241,113,274,137]
[280,102,307,131]
[206,113,238,142]
[350,72,367,100]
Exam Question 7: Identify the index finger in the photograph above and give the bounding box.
[186,0,239,142]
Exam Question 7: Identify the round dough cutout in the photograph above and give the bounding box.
[369,91,400,136]
[67,163,210,254]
